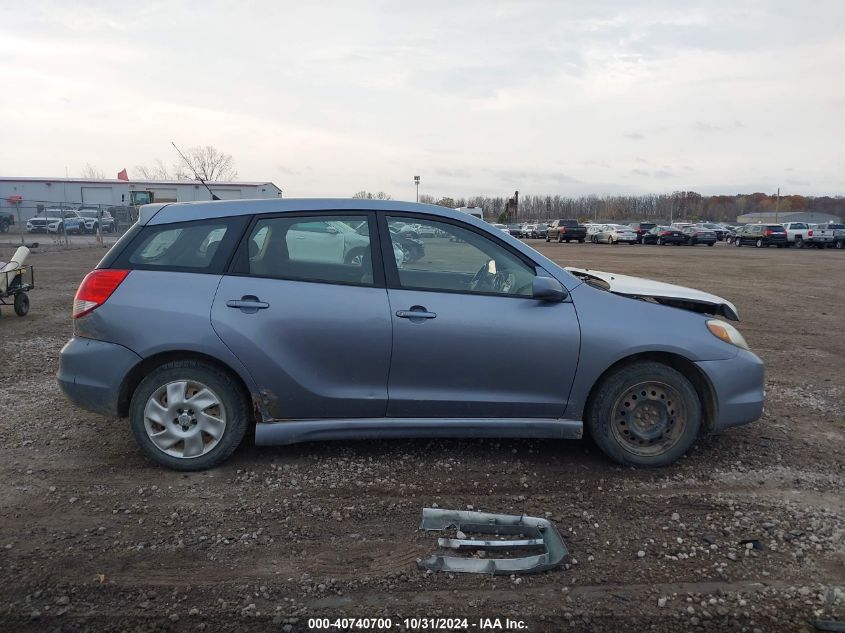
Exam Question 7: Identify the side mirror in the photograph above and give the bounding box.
[532,276,567,302]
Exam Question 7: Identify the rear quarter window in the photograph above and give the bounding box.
[113,217,248,273]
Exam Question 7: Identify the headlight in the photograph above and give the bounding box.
[706,319,749,350]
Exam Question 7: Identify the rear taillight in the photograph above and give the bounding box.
[561,227,567,232]
[661,231,671,235]
[808,229,814,236]
[73,269,130,318]
[765,230,773,236]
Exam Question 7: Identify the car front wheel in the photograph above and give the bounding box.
[586,361,701,467]
[129,361,250,471]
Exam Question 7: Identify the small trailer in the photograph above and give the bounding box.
[0,246,34,317]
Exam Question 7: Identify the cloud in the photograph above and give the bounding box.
[624,132,645,140]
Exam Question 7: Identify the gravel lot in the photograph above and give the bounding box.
[1,240,843,632]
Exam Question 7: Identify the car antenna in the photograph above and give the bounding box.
[171,142,221,200]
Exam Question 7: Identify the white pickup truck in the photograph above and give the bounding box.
[781,221,835,248]
[815,223,845,249]
[781,222,811,247]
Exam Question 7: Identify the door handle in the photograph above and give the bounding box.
[226,296,269,313]
[396,308,436,319]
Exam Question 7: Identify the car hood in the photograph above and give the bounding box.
[565,267,740,321]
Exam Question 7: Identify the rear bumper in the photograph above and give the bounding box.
[695,349,765,431]
[57,337,141,417]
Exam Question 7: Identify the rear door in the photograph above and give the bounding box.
[211,212,392,419]
[380,214,580,419]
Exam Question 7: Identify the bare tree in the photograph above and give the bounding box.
[135,146,237,182]
[352,190,392,200]
[180,145,237,181]
[80,163,105,179]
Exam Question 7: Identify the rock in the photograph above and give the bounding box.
[658,597,667,608]
[637,550,646,558]
[56,596,70,606]
[671,513,680,521]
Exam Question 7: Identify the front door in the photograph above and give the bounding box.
[382,215,581,419]
[211,212,392,419]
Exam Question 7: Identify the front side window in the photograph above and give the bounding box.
[386,216,535,296]
[245,215,375,285]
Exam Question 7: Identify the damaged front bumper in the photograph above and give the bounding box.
[418,508,569,575]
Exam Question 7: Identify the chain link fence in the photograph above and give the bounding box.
[0,199,139,249]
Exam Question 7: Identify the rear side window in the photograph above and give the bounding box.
[115,217,248,273]
[241,214,376,286]
[766,225,785,232]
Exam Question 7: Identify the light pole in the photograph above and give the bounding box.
[414,175,420,202]
[774,187,780,224]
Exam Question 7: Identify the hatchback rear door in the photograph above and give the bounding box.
[210,212,392,420]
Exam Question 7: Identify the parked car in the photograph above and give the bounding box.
[0,210,15,233]
[804,223,839,248]
[506,223,523,237]
[546,219,587,243]
[76,207,116,233]
[628,222,656,244]
[26,208,65,233]
[492,223,512,235]
[593,224,638,245]
[58,199,763,471]
[733,224,787,248]
[521,223,544,239]
[696,223,727,241]
[780,222,812,248]
[681,226,718,246]
[818,223,845,249]
[643,226,686,245]
[47,210,86,235]
[724,226,746,245]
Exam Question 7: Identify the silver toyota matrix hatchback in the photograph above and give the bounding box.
[58,199,764,471]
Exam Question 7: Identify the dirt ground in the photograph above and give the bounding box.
[1,239,843,633]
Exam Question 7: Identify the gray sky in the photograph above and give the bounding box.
[1,0,843,199]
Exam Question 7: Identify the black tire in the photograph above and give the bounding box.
[0,219,8,233]
[129,361,250,471]
[735,239,742,247]
[657,237,664,246]
[795,238,804,249]
[707,242,714,246]
[564,239,570,243]
[557,234,564,243]
[835,240,844,250]
[755,238,763,248]
[578,238,585,243]
[14,292,29,316]
[545,235,550,242]
[586,361,701,467]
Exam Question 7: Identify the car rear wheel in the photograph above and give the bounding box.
[755,238,763,248]
[586,362,701,467]
[557,234,564,243]
[129,361,249,471]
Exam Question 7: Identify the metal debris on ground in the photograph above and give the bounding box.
[417,507,569,575]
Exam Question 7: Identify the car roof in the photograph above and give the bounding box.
[142,198,468,226]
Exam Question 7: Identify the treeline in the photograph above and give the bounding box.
[413,191,845,223]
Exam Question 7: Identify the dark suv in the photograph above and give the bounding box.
[545,219,586,243]
[628,222,656,244]
[734,224,787,248]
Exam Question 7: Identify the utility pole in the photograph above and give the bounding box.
[414,176,420,203]
[775,187,780,223]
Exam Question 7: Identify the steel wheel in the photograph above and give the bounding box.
[610,381,688,458]
[143,380,227,459]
